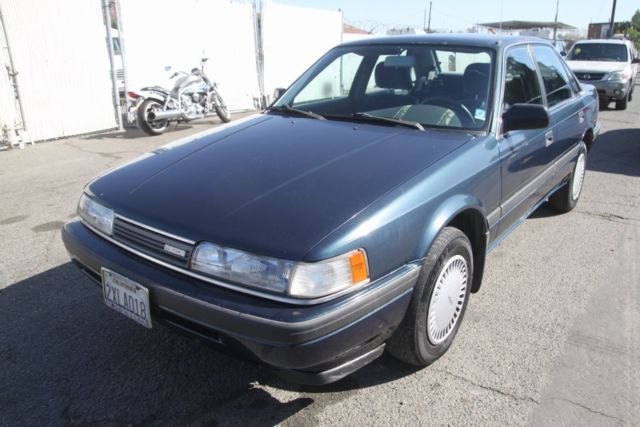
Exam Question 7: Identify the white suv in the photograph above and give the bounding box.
[565,39,639,110]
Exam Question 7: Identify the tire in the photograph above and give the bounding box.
[615,92,628,110]
[548,142,587,213]
[137,99,169,136]
[213,93,231,123]
[387,227,473,366]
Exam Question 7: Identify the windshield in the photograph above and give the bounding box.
[567,43,628,62]
[272,44,494,131]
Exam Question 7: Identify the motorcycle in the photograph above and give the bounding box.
[129,58,230,136]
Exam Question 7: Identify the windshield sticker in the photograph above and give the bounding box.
[474,109,486,121]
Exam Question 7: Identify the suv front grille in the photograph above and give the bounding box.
[575,72,605,81]
[112,217,194,268]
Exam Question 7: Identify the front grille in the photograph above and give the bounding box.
[112,217,194,268]
[575,72,605,81]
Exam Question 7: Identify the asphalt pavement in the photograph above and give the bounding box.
[0,98,638,426]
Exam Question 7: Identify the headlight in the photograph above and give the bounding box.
[78,193,114,235]
[190,243,369,299]
[608,70,629,82]
[190,242,294,293]
[288,250,369,298]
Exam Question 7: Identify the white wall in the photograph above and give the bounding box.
[119,0,261,111]
[262,1,342,97]
[0,20,19,133]
[0,0,117,141]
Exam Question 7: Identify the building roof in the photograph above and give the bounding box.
[478,20,576,30]
[343,23,369,34]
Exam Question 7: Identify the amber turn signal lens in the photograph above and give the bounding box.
[349,250,369,284]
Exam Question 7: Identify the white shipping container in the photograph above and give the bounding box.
[0,0,118,141]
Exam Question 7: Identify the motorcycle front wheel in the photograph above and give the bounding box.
[137,99,170,136]
[213,93,231,123]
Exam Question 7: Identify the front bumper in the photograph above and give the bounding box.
[62,220,419,384]
[580,79,630,101]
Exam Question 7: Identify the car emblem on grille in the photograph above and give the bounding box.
[163,244,186,257]
[583,74,590,80]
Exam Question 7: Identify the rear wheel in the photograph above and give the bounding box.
[549,142,587,213]
[137,99,169,136]
[387,227,473,366]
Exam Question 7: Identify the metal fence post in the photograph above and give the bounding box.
[103,0,123,130]
[114,0,131,125]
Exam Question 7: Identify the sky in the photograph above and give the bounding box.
[271,0,639,33]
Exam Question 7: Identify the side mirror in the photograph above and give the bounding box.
[273,87,286,101]
[632,58,640,64]
[502,104,549,134]
[201,57,209,63]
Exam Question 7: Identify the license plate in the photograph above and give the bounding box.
[101,268,152,328]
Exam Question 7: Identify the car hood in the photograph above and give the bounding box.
[566,60,627,73]
[89,114,474,260]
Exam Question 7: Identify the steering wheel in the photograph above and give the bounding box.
[420,96,476,128]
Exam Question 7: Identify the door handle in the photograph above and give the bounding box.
[578,110,585,124]
[545,130,554,147]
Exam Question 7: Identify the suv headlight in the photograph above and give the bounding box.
[190,242,369,299]
[608,70,629,82]
[78,193,114,235]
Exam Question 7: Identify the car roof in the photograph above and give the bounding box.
[573,38,628,45]
[338,33,552,51]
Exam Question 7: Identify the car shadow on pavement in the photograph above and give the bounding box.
[587,128,640,177]
[0,262,418,426]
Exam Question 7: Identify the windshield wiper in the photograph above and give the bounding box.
[348,112,424,131]
[266,105,326,120]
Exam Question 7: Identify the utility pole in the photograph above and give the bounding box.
[552,0,559,41]
[608,0,617,37]
[423,8,427,32]
[427,1,432,33]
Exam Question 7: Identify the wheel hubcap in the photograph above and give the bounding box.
[427,255,468,345]
[572,152,586,201]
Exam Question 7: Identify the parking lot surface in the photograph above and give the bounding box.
[1,98,639,426]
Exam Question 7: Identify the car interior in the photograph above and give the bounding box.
[288,46,493,130]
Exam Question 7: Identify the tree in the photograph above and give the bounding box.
[630,10,640,49]
[632,9,640,29]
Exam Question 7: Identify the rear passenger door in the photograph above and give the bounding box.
[497,45,549,235]
[531,45,584,184]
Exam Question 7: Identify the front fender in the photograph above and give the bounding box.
[415,194,487,258]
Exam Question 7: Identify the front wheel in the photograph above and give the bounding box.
[137,99,169,136]
[213,92,231,123]
[615,91,629,110]
[387,227,473,366]
[549,142,587,213]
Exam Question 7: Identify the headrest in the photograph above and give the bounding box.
[464,63,490,96]
[375,62,413,90]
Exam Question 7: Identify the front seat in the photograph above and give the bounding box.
[366,62,415,109]
[462,63,490,114]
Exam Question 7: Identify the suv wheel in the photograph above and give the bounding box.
[616,91,629,110]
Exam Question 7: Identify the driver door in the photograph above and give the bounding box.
[498,45,551,235]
